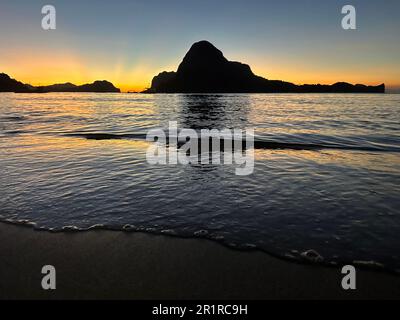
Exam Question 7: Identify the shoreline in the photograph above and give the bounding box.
[1,222,400,299]
[0,219,397,274]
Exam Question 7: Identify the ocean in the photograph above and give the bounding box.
[1,92,399,270]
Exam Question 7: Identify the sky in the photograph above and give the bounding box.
[0,0,399,92]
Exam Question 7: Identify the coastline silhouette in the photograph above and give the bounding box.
[0,40,385,94]
[144,40,385,93]
[0,73,120,93]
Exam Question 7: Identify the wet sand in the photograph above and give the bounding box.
[0,222,399,300]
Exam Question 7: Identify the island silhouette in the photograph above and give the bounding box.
[144,40,385,93]
[0,40,385,93]
[0,73,120,93]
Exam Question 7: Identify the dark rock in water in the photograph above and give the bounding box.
[143,40,385,94]
[0,73,120,93]
[300,249,324,263]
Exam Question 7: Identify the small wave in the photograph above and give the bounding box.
[64,132,147,140]
[0,116,26,122]
[61,131,400,153]
[3,130,32,135]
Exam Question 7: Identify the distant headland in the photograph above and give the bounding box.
[143,40,385,94]
[0,73,120,93]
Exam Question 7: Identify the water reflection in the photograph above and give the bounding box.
[178,94,250,130]
[176,94,252,175]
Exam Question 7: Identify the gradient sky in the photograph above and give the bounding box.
[0,0,399,92]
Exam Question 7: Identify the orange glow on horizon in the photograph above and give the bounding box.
[3,69,397,93]
[5,71,396,93]
[0,48,397,93]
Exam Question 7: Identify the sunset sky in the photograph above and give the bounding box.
[0,0,399,92]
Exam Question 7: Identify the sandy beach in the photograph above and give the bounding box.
[0,222,399,300]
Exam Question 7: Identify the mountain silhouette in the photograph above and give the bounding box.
[0,73,29,92]
[0,73,120,93]
[144,40,385,93]
[36,80,120,93]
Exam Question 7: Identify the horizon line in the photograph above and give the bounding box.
[3,72,396,94]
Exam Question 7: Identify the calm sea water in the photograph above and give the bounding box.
[1,93,400,270]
